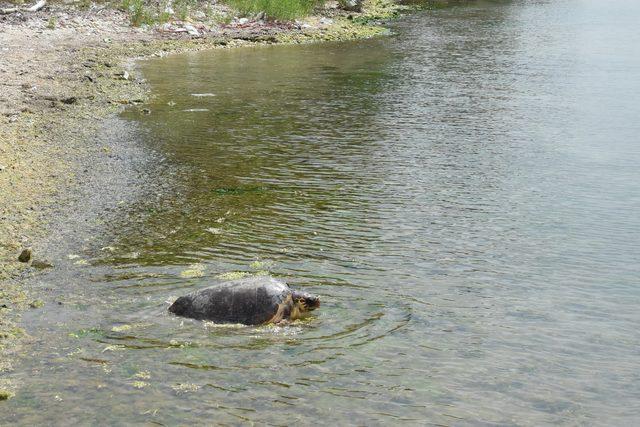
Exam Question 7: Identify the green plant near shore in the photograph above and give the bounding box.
[209,9,233,25]
[174,0,196,20]
[225,0,321,20]
[120,0,164,26]
[121,0,148,26]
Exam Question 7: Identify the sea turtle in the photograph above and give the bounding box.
[168,276,320,325]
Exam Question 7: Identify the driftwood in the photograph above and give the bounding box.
[26,0,46,12]
[0,0,46,14]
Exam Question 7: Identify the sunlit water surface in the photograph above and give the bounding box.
[6,0,640,424]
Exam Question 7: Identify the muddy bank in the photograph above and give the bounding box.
[0,0,406,398]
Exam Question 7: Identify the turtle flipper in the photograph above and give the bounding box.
[268,294,293,324]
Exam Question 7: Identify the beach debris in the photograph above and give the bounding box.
[114,70,129,80]
[26,0,47,12]
[184,24,200,37]
[1,0,46,14]
[159,23,208,37]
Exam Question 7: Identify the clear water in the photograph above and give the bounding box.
[5,0,640,424]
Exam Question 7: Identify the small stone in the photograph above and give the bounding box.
[237,17,249,25]
[0,164,5,171]
[341,0,362,12]
[142,108,151,115]
[115,70,129,80]
[18,248,32,263]
[193,11,206,20]
[31,259,54,269]
[29,300,45,309]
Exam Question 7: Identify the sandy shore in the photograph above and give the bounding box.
[0,0,404,398]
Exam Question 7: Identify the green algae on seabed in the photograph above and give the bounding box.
[216,270,270,281]
[29,300,45,309]
[131,380,150,389]
[180,263,207,278]
[0,389,14,401]
[354,0,411,22]
[276,18,388,44]
[213,186,267,195]
[68,327,106,339]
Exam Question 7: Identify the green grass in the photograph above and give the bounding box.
[120,0,162,26]
[224,0,320,20]
[174,0,196,20]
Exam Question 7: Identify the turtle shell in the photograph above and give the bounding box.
[169,276,291,325]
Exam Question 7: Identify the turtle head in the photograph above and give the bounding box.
[291,290,320,317]
[269,291,320,324]
[168,296,191,316]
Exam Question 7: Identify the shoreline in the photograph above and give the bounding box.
[0,0,406,399]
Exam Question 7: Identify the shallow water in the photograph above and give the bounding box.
[6,0,640,424]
